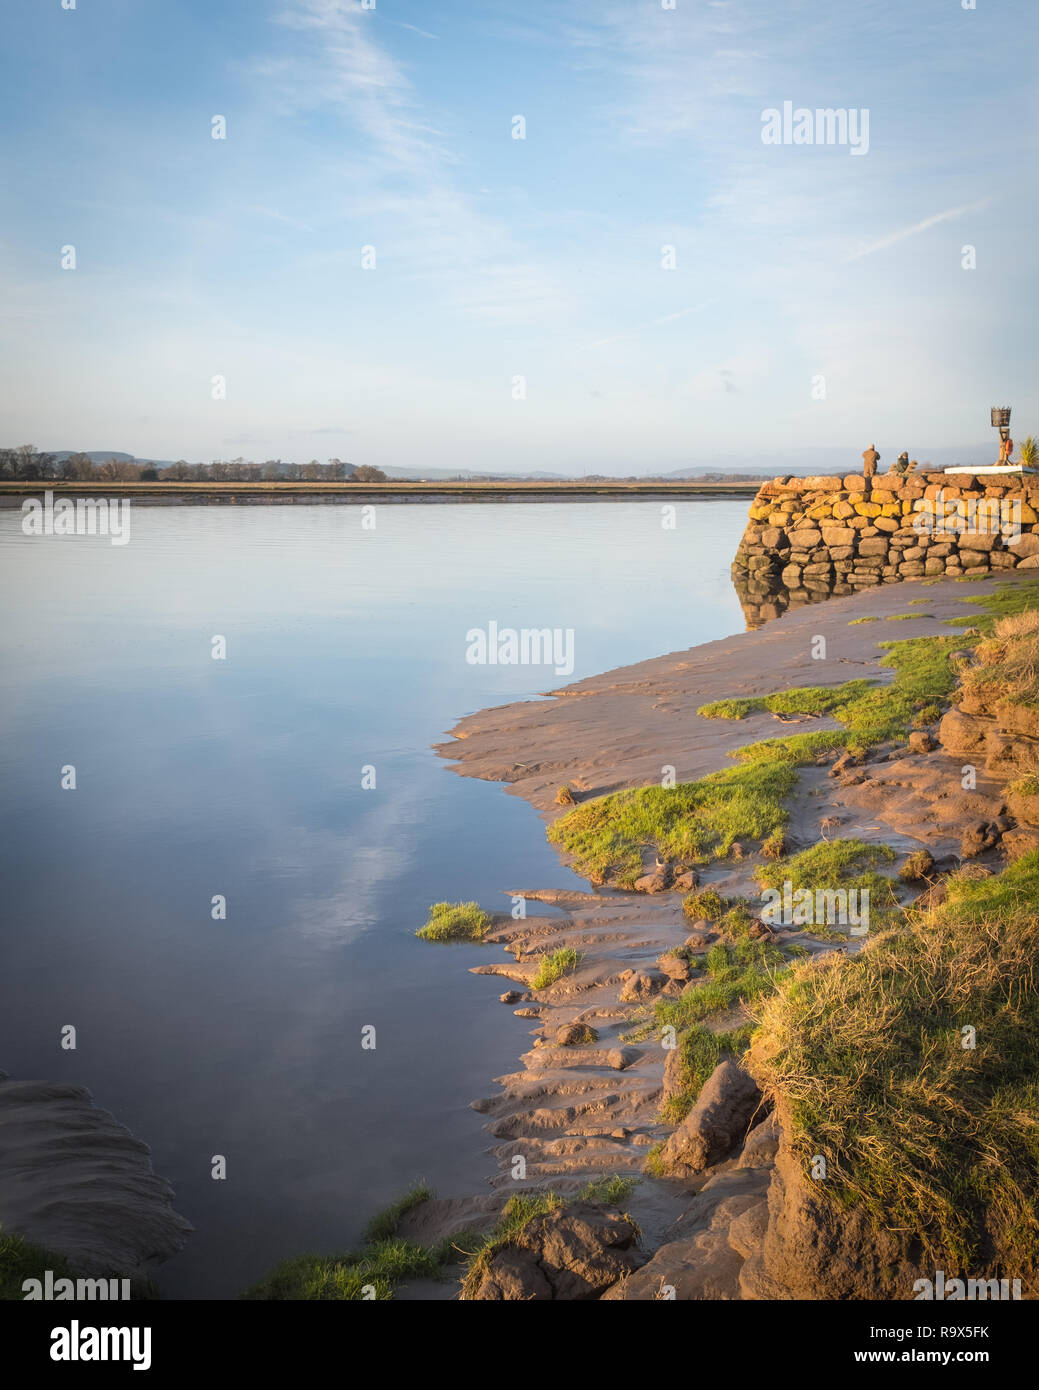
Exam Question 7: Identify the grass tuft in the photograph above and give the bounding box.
[242,1238,446,1301]
[363,1182,435,1244]
[658,1023,758,1125]
[0,1230,76,1302]
[531,946,581,989]
[416,901,491,942]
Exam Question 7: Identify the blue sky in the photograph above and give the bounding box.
[1,0,1037,473]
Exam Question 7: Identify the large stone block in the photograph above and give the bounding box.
[857,537,890,556]
[962,530,998,551]
[821,526,856,546]
[1007,531,1039,558]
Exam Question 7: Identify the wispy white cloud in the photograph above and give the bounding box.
[391,21,439,41]
[843,199,990,262]
[590,299,719,348]
[260,0,568,325]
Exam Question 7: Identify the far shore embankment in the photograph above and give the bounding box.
[0,479,761,506]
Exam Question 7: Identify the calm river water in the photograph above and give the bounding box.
[0,500,747,1297]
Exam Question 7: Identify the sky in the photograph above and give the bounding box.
[1,0,1037,474]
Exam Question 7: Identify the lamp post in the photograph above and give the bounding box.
[991,406,1012,463]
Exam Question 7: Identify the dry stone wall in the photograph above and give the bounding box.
[732,470,1039,627]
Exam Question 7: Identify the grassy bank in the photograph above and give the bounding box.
[750,852,1039,1276]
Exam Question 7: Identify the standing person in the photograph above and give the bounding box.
[862,443,880,479]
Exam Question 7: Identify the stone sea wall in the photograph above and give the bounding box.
[732,470,1039,626]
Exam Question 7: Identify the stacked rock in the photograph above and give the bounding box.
[732,471,1039,627]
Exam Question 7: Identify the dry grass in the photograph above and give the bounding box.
[961,609,1039,708]
[749,851,1039,1278]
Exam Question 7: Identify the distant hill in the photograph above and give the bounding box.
[658,445,997,479]
[41,444,1000,481]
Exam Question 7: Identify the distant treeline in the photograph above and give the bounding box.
[1,446,773,486]
[0,446,387,483]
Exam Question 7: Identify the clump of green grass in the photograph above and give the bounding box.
[242,1238,446,1301]
[730,634,965,765]
[548,757,798,884]
[907,597,932,605]
[913,702,943,725]
[754,839,895,892]
[579,1175,638,1206]
[761,829,786,859]
[698,680,876,721]
[849,615,880,624]
[754,839,900,930]
[900,850,936,882]
[959,579,1039,629]
[661,939,786,1021]
[363,1183,435,1244]
[683,887,727,922]
[658,1023,757,1125]
[934,849,1039,923]
[531,946,581,989]
[416,901,491,942]
[730,728,853,764]
[0,1230,76,1302]
[750,851,1039,1278]
[717,900,757,937]
[888,612,933,620]
[643,1141,667,1176]
[243,1180,465,1300]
